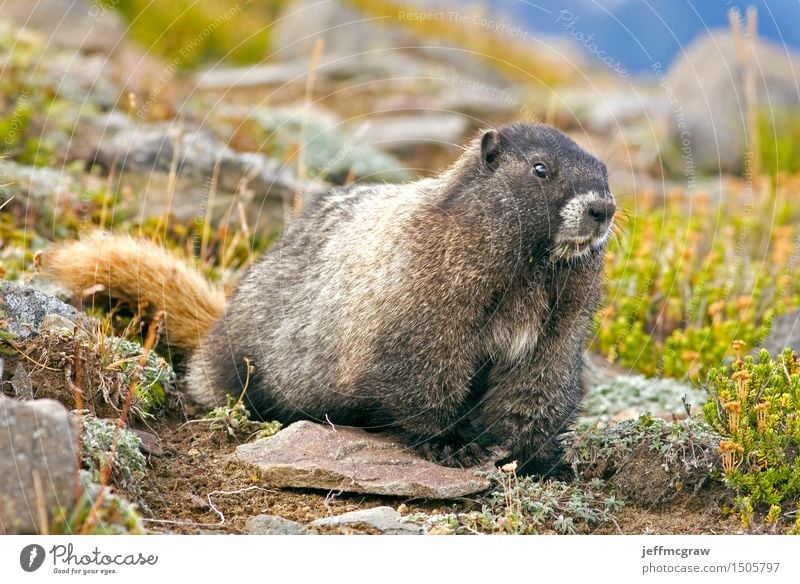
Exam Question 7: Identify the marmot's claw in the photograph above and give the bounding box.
[413,439,493,469]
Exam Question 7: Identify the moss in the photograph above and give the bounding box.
[411,468,622,535]
[51,471,145,535]
[567,414,723,507]
[0,310,19,356]
[103,336,176,416]
[75,413,146,496]
[580,375,707,425]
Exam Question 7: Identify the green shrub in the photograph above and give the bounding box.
[594,185,800,382]
[704,343,800,531]
[760,109,800,176]
[100,0,286,69]
[103,336,176,416]
[203,394,282,440]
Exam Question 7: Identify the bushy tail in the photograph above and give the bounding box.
[44,232,226,351]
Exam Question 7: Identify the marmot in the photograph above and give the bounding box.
[47,123,616,475]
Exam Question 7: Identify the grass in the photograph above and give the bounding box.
[99,0,286,69]
[594,177,800,382]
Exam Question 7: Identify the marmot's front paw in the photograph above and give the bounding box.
[413,439,492,468]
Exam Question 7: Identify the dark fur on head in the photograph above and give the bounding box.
[186,122,615,475]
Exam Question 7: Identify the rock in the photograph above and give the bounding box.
[245,514,311,535]
[195,60,313,90]
[10,362,33,400]
[0,280,86,342]
[130,429,163,457]
[270,0,549,87]
[758,310,800,356]
[0,394,80,534]
[581,351,631,388]
[40,52,120,109]
[272,0,413,62]
[195,52,440,90]
[579,374,708,426]
[0,160,76,204]
[667,30,800,173]
[218,105,412,184]
[350,114,469,154]
[0,282,168,419]
[583,88,669,135]
[312,507,422,535]
[2,0,127,55]
[233,421,492,499]
[90,122,306,226]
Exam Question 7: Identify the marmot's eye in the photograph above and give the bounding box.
[532,162,549,179]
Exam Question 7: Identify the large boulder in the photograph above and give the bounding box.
[272,0,415,62]
[89,122,309,227]
[2,0,127,55]
[0,394,80,534]
[667,30,800,173]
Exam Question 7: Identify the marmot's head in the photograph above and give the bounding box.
[477,122,615,262]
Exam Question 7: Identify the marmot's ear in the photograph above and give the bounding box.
[481,129,501,171]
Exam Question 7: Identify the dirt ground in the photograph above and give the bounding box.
[135,415,741,535]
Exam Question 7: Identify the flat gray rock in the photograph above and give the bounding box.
[0,394,80,534]
[245,514,310,535]
[233,421,491,499]
[350,114,469,154]
[312,507,422,535]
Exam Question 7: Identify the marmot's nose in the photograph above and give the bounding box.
[587,198,616,225]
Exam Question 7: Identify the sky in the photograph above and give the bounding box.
[481,0,800,73]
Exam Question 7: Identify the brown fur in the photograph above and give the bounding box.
[46,123,615,475]
[44,232,225,351]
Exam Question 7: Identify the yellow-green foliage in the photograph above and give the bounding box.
[760,109,800,176]
[100,0,286,69]
[594,181,800,381]
[203,394,282,440]
[0,25,58,166]
[704,345,800,529]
